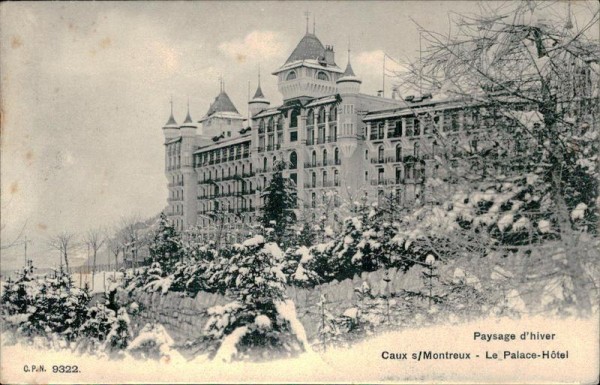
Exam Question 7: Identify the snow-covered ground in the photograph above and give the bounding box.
[71,271,124,294]
[1,316,597,383]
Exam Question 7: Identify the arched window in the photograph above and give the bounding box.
[277,115,284,131]
[317,71,329,81]
[263,157,267,171]
[396,144,402,162]
[289,151,297,169]
[395,120,402,137]
[312,150,317,166]
[334,169,340,186]
[272,156,277,169]
[267,117,274,132]
[318,108,326,124]
[307,109,314,126]
[414,142,420,158]
[312,172,317,188]
[322,170,327,186]
[311,192,316,208]
[323,149,328,166]
[378,145,384,162]
[290,109,299,128]
[286,71,297,81]
[378,122,384,139]
[329,107,337,122]
[365,149,369,160]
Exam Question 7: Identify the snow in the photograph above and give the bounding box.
[425,254,436,265]
[242,235,265,247]
[254,315,272,329]
[538,219,551,233]
[497,214,514,231]
[571,203,587,221]
[513,217,530,231]
[264,242,284,259]
[275,300,309,350]
[296,246,312,264]
[292,264,308,282]
[213,326,249,363]
[342,307,358,319]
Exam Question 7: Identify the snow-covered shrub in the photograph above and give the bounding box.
[201,235,307,362]
[127,323,182,362]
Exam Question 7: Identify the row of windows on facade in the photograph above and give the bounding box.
[257,105,339,133]
[284,69,331,82]
[195,142,251,166]
[367,108,511,140]
[205,118,234,127]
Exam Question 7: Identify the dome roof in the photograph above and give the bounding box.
[285,33,326,64]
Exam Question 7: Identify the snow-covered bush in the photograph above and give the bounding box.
[201,235,307,361]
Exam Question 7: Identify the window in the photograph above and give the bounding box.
[317,71,329,81]
[414,142,420,158]
[323,149,328,165]
[272,156,277,168]
[277,116,284,131]
[323,171,327,186]
[267,118,274,132]
[329,107,337,121]
[290,131,298,142]
[396,167,402,183]
[378,146,384,162]
[318,108,326,124]
[396,144,402,162]
[312,150,317,166]
[290,109,299,128]
[311,192,316,208]
[334,147,340,164]
[263,157,267,171]
[312,172,317,188]
[365,170,369,182]
[286,71,297,81]
[289,151,297,169]
[365,149,369,160]
[334,170,340,186]
[378,168,384,183]
[307,109,314,125]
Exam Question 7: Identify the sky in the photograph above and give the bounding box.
[1,1,596,271]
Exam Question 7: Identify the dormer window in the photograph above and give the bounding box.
[286,71,297,81]
[317,71,329,81]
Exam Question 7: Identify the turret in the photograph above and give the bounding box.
[180,98,197,137]
[162,98,179,141]
[249,68,270,117]
[336,49,362,95]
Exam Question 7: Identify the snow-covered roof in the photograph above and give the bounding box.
[254,107,284,118]
[305,95,340,108]
[193,133,251,153]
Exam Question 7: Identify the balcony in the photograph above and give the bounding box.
[326,135,337,143]
[304,161,323,169]
[306,138,315,146]
[371,157,386,164]
[369,133,385,141]
[369,178,401,186]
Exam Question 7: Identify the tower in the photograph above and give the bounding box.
[162,97,179,141]
[272,25,343,102]
[199,80,244,138]
[337,49,363,158]
[179,99,199,229]
[249,67,270,117]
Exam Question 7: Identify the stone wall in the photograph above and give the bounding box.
[117,265,428,343]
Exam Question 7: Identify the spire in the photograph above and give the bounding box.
[343,45,356,77]
[183,96,193,124]
[164,95,177,126]
[304,11,310,35]
[252,64,266,99]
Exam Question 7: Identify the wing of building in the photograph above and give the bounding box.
[161,27,599,246]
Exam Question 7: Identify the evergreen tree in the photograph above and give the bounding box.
[202,235,306,361]
[260,160,297,247]
[149,213,181,274]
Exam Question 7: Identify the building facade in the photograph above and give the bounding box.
[161,28,598,245]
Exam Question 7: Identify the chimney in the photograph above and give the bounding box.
[324,45,335,65]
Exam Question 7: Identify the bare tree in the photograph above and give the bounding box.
[393,1,599,313]
[84,227,106,289]
[48,231,78,273]
[119,214,142,269]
